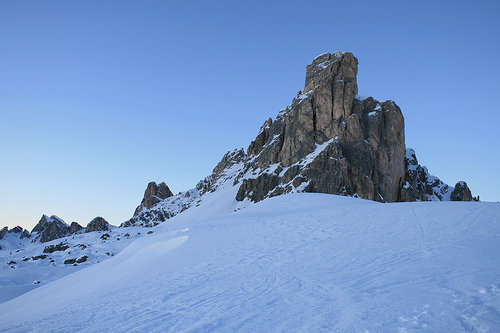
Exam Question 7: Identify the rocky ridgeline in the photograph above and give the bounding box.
[122,151,246,227]
[1,51,477,239]
[133,182,173,216]
[0,226,30,241]
[1,215,112,244]
[125,51,475,227]
[402,149,475,202]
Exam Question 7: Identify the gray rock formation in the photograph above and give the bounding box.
[400,149,473,202]
[8,226,23,234]
[0,227,7,240]
[86,217,110,233]
[122,149,246,227]
[120,51,475,228]
[133,182,174,216]
[451,181,473,201]
[69,222,83,234]
[0,226,30,240]
[236,52,405,203]
[400,148,452,201]
[43,242,69,253]
[31,215,70,243]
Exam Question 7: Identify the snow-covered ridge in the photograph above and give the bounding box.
[1,194,499,331]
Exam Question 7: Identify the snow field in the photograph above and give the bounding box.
[0,193,499,332]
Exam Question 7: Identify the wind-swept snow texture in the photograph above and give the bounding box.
[1,194,499,332]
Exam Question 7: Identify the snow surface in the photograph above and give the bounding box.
[0,226,148,303]
[1,190,499,332]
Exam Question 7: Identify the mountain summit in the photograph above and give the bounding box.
[128,51,474,226]
[1,51,476,237]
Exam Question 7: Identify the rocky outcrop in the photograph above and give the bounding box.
[235,52,405,203]
[31,215,70,243]
[400,149,473,202]
[86,217,110,233]
[20,229,30,239]
[43,242,69,253]
[450,181,473,201]
[400,149,452,201]
[122,149,246,227]
[8,226,23,234]
[133,182,174,216]
[0,226,30,240]
[0,227,7,240]
[120,51,475,228]
[69,222,83,234]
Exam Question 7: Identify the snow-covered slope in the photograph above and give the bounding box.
[0,225,150,303]
[1,193,499,332]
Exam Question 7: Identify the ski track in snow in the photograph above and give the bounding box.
[0,193,499,332]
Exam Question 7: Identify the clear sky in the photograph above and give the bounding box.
[1,0,499,230]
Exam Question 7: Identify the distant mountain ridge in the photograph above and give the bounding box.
[2,51,476,243]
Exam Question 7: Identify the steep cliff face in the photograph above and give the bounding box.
[85,217,110,233]
[236,52,405,203]
[123,51,474,227]
[133,182,174,216]
[400,149,473,202]
[31,215,69,243]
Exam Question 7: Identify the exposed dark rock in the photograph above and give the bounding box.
[213,149,246,177]
[119,51,476,229]
[76,255,88,263]
[8,226,23,234]
[0,227,8,240]
[43,242,69,253]
[31,215,48,233]
[31,215,70,243]
[235,52,405,203]
[69,222,83,234]
[64,258,76,265]
[100,233,110,240]
[32,255,48,260]
[450,181,473,201]
[400,149,474,202]
[0,226,30,240]
[399,148,452,201]
[133,182,174,216]
[86,217,110,233]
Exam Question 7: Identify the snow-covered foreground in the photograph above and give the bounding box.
[1,193,499,332]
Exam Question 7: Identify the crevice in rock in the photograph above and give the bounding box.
[311,97,317,142]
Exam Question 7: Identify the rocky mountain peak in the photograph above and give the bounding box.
[451,181,473,201]
[212,149,246,177]
[0,226,30,241]
[31,215,70,243]
[303,52,358,109]
[235,51,405,203]
[134,182,174,216]
[85,217,110,233]
[120,51,476,228]
[69,222,83,234]
[0,227,7,240]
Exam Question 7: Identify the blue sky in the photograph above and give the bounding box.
[1,0,499,230]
